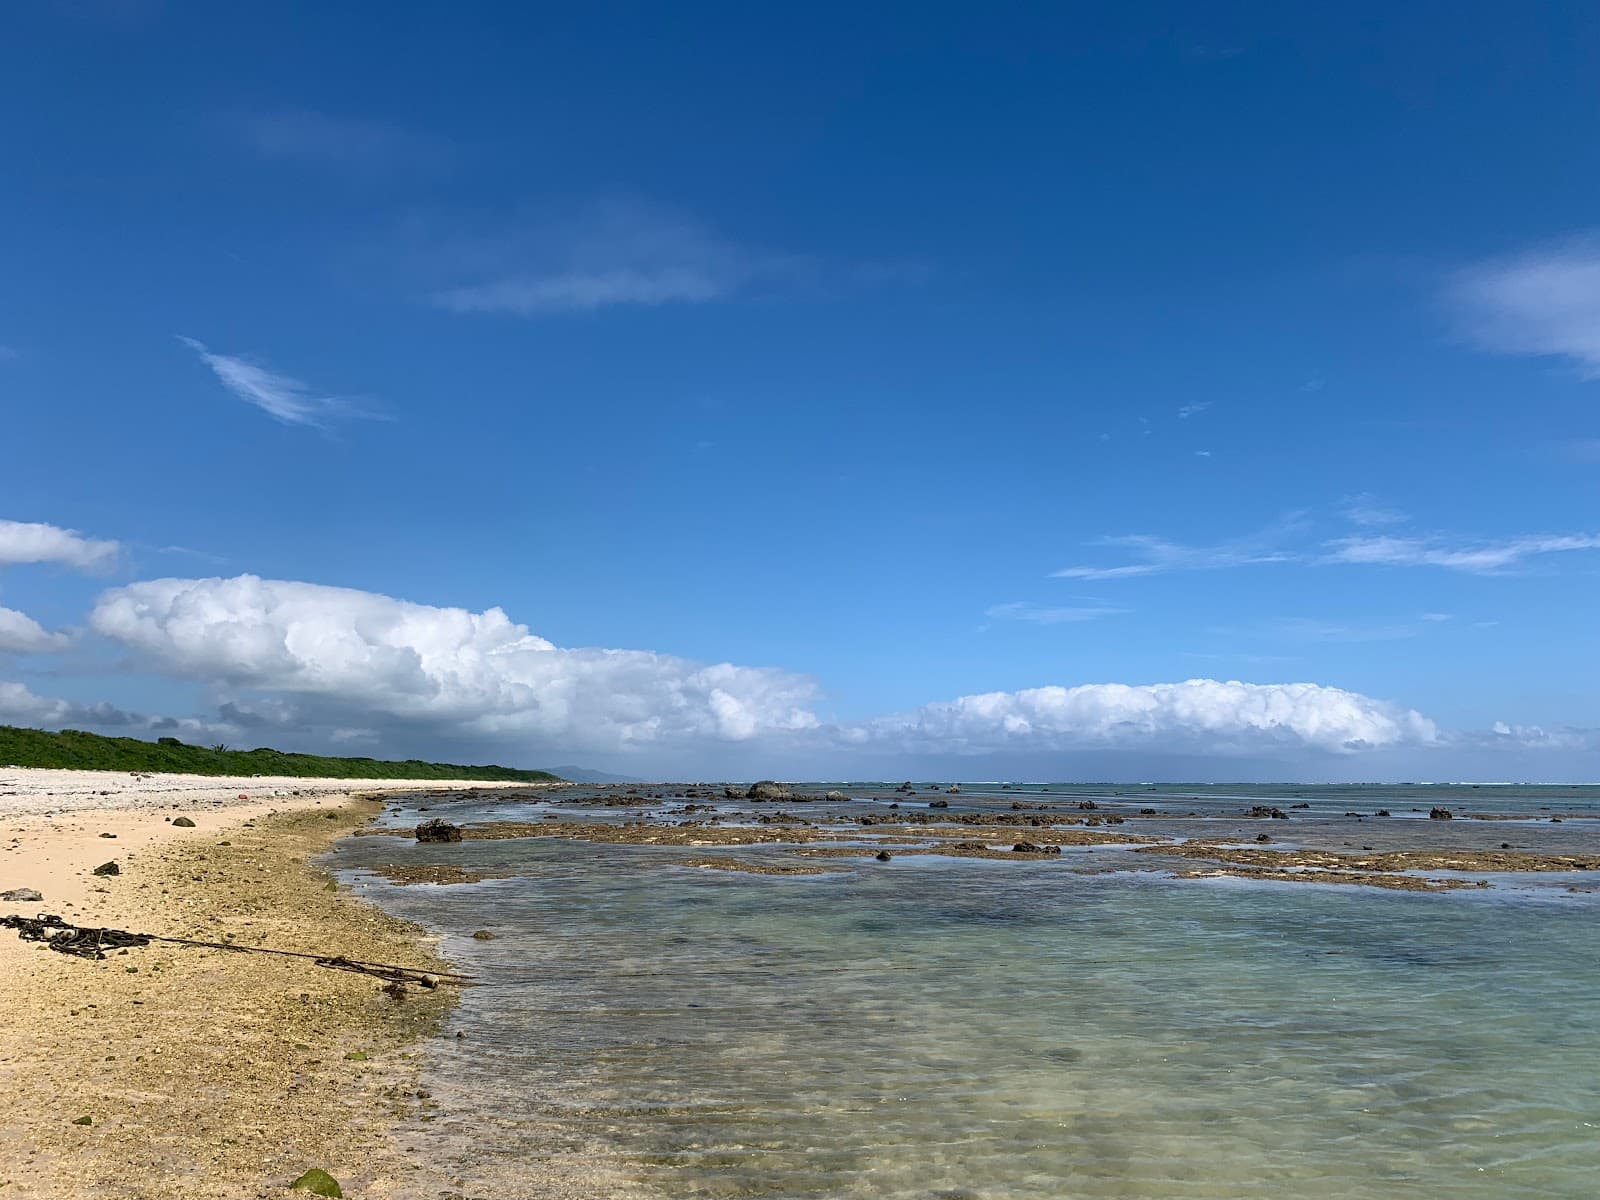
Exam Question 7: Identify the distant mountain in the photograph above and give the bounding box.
[544,764,646,784]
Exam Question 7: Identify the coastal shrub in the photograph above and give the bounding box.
[0,724,561,782]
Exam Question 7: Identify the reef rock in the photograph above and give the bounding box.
[415,819,464,843]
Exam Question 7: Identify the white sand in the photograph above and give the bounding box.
[0,766,535,818]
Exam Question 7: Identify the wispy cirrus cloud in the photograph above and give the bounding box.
[1323,533,1600,574]
[1177,401,1212,418]
[234,109,451,175]
[1052,515,1306,581]
[985,601,1127,625]
[424,203,803,317]
[1340,493,1409,527]
[1448,234,1600,378]
[0,519,118,571]
[179,337,378,430]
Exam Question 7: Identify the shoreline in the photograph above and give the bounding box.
[0,772,547,1199]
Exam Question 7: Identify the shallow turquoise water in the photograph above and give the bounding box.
[333,787,1600,1198]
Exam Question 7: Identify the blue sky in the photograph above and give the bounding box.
[2,2,1597,779]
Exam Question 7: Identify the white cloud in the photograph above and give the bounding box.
[179,338,375,429]
[76,575,1454,763]
[89,575,822,752]
[0,680,229,742]
[0,519,119,571]
[1177,402,1212,418]
[850,680,1438,756]
[0,680,71,726]
[1485,721,1600,751]
[0,607,70,654]
[1324,533,1600,573]
[425,203,803,316]
[1449,236,1600,377]
[1053,516,1305,581]
[1340,493,1409,527]
[985,601,1127,625]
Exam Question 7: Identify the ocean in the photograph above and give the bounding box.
[329,784,1600,1198]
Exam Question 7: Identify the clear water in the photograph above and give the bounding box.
[331,785,1600,1198]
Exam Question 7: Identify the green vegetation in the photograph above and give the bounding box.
[0,724,560,782]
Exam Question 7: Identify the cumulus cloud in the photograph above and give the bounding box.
[75,575,1453,763]
[0,680,229,741]
[1324,533,1600,573]
[1449,236,1600,377]
[179,338,377,429]
[89,575,822,752]
[848,680,1438,756]
[0,519,118,571]
[0,606,70,654]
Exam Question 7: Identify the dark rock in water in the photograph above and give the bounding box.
[946,785,961,794]
[1289,802,1311,809]
[288,1168,343,1197]
[171,816,196,828]
[471,929,496,940]
[895,781,915,793]
[1077,800,1098,810]
[875,850,893,862]
[1247,806,1288,820]
[1140,808,1158,815]
[1429,807,1454,820]
[929,799,949,809]
[415,818,463,843]
[723,786,743,799]
[1012,842,1062,854]
[823,791,850,802]
[1375,810,1391,817]
[888,802,899,809]
[745,780,792,801]
[92,861,120,877]
[1,888,43,902]
[1255,833,1272,843]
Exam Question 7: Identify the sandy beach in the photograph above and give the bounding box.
[0,770,544,1199]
